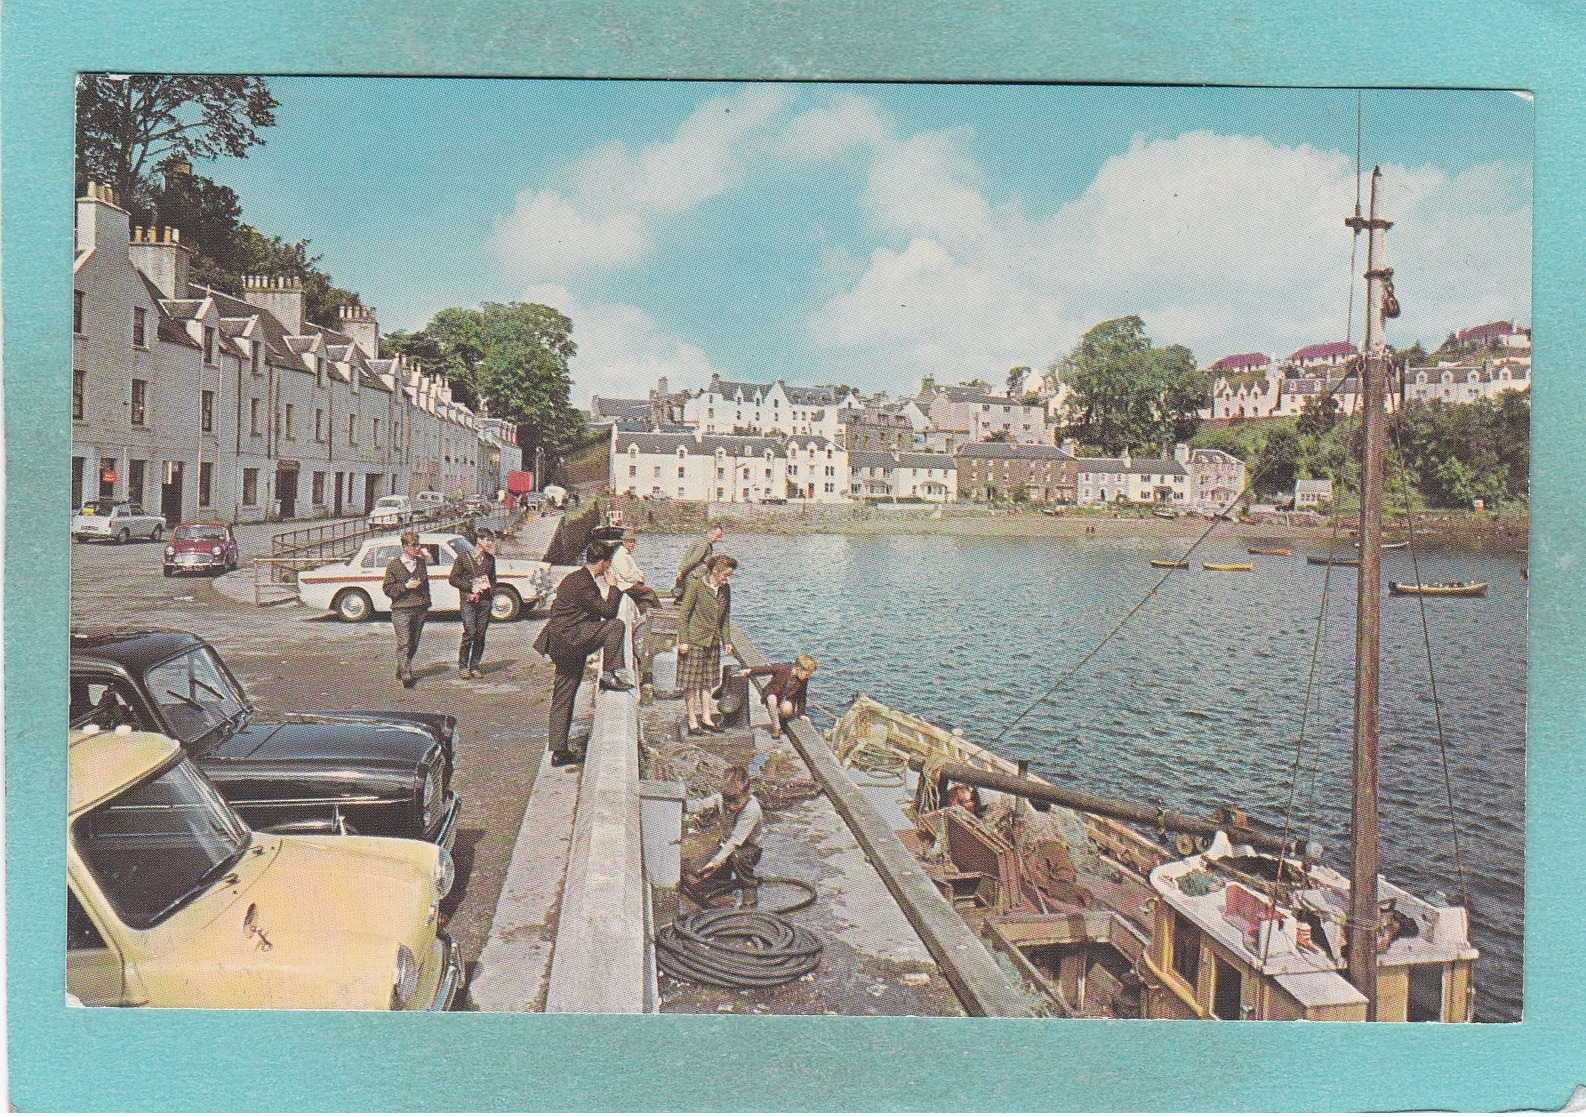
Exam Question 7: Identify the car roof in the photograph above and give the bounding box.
[69,728,182,815]
[174,521,231,529]
[71,629,207,673]
[361,532,463,547]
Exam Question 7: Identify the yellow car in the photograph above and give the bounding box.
[68,727,461,1010]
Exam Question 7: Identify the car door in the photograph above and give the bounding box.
[427,541,460,610]
[67,879,126,1005]
[360,543,402,609]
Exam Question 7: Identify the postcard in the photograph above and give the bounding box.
[8,2,1584,1112]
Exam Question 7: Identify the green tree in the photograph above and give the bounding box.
[76,75,278,216]
[1055,317,1205,454]
[473,302,584,461]
[1006,366,1031,396]
[1296,393,1341,437]
[233,227,360,327]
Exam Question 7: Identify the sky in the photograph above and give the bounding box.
[204,79,1532,407]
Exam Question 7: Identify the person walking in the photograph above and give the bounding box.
[676,554,736,735]
[672,523,723,601]
[382,530,431,688]
[450,527,498,678]
[532,539,635,767]
[745,653,818,739]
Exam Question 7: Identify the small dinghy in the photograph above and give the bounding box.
[1150,559,1189,569]
[1248,547,1292,556]
[1389,580,1488,598]
[1203,562,1253,572]
[1308,555,1360,566]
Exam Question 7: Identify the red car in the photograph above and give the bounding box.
[163,522,240,577]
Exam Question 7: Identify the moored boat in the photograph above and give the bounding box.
[1203,562,1252,571]
[1149,559,1189,569]
[1389,581,1488,598]
[1307,555,1360,566]
[1248,547,1292,556]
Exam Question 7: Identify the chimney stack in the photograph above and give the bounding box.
[242,274,305,334]
[127,223,191,300]
[337,304,380,360]
[75,180,130,257]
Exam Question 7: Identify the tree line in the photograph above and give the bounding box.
[76,75,586,463]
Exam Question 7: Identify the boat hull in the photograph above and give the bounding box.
[1389,581,1488,597]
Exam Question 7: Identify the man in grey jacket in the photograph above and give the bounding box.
[382,530,430,688]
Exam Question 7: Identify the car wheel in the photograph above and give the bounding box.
[150,524,164,542]
[490,586,522,623]
[72,534,86,543]
[163,565,174,578]
[332,588,374,623]
[115,528,130,544]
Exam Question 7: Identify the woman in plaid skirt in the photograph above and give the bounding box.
[676,554,737,735]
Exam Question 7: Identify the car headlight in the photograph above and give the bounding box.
[212,545,223,556]
[165,547,175,557]
[434,848,456,899]
[420,764,443,833]
[390,944,420,1010]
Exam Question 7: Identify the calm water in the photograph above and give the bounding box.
[645,530,1528,1022]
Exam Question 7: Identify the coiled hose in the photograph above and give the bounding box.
[655,877,823,989]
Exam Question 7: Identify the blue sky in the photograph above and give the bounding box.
[206,79,1532,405]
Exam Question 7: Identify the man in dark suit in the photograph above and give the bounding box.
[533,539,635,767]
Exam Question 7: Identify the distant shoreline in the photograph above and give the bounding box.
[601,498,1530,553]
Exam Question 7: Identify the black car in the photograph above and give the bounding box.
[69,631,461,849]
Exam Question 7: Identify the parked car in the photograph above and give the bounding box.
[367,495,413,529]
[68,726,460,1009]
[462,494,492,515]
[69,630,461,848]
[641,490,673,502]
[541,484,568,509]
[162,522,240,576]
[298,531,553,623]
[72,500,165,544]
[413,491,448,515]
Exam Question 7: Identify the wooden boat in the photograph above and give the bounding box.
[1307,555,1360,566]
[827,170,1476,1023]
[1356,539,1409,550]
[1389,581,1488,598]
[1203,562,1252,571]
[1152,508,1177,520]
[1149,559,1189,569]
[1247,547,1292,556]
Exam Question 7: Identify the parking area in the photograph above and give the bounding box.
[69,522,560,988]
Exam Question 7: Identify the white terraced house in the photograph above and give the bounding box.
[846,451,958,501]
[71,182,491,523]
[1406,360,1530,405]
[610,429,851,503]
[680,374,860,440]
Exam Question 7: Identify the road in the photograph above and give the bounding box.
[69,520,560,996]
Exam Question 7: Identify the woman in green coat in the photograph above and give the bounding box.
[676,554,737,735]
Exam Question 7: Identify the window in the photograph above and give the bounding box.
[312,472,325,504]
[130,379,148,426]
[629,465,637,477]
[653,465,661,478]
[74,290,85,334]
[717,467,726,480]
[99,456,117,498]
[371,418,380,447]
[716,487,725,499]
[1171,914,1202,987]
[198,462,213,506]
[242,468,259,506]
[348,414,357,447]
[677,465,686,478]
[281,404,294,440]
[251,343,261,376]
[392,421,400,451]
[203,326,215,365]
[73,370,85,420]
[1211,954,1243,1020]
[132,306,147,348]
[249,399,261,436]
[128,460,145,505]
[200,390,214,433]
[315,409,325,442]
[824,483,834,494]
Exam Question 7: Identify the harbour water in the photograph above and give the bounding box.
[645,529,1528,1022]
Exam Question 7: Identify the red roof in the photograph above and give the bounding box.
[1212,352,1268,371]
[1289,341,1358,361]
[1457,320,1516,342]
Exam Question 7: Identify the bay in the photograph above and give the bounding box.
[642,529,1527,1022]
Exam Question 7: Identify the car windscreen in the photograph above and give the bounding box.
[72,756,249,929]
[374,497,405,508]
[80,500,120,515]
[144,646,248,745]
[174,525,227,541]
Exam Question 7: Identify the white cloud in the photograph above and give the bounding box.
[488,85,793,281]
[809,123,1531,387]
[517,283,722,408]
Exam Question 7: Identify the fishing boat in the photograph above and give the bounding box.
[1248,547,1292,557]
[1307,555,1360,567]
[829,167,1477,1022]
[1203,562,1252,572]
[1356,539,1409,550]
[1153,508,1178,520]
[1149,559,1189,569]
[1389,581,1488,598]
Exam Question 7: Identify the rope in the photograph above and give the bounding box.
[655,896,823,989]
[845,739,911,787]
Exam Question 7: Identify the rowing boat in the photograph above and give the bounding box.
[1203,562,1252,572]
[1388,581,1488,598]
[1149,559,1188,569]
[1247,547,1292,556]
[1307,555,1360,566]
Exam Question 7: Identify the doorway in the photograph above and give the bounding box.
[365,474,381,513]
[160,461,184,525]
[276,466,298,520]
[333,471,344,517]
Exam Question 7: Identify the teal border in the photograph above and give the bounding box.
[5,2,1580,1110]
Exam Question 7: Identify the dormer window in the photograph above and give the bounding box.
[202,326,215,365]
[132,307,148,349]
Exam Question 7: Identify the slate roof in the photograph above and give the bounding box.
[1290,341,1358,362]
[617,431,787,456]
[938,385,1027,407]
[955,442,1074,461]
[593,397,652,420]
[1076,456,1186,477]
[1296,479,1333,495]
[132,274,199,350]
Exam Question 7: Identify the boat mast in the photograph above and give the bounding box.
[1345,166,1391,1019]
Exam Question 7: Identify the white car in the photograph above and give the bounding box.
[72,500,166,543]
[414,491,448,510]
[367,495,413,528]
[297,532,553,623]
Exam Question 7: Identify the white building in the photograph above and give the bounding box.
[680,375,859,440]
[610,429,850,503]
[846,451,957,502]
[1074,451,1188,506]
[1406,360,1530,405]
[924,382,1050,451]
[1182,445,1246,513]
